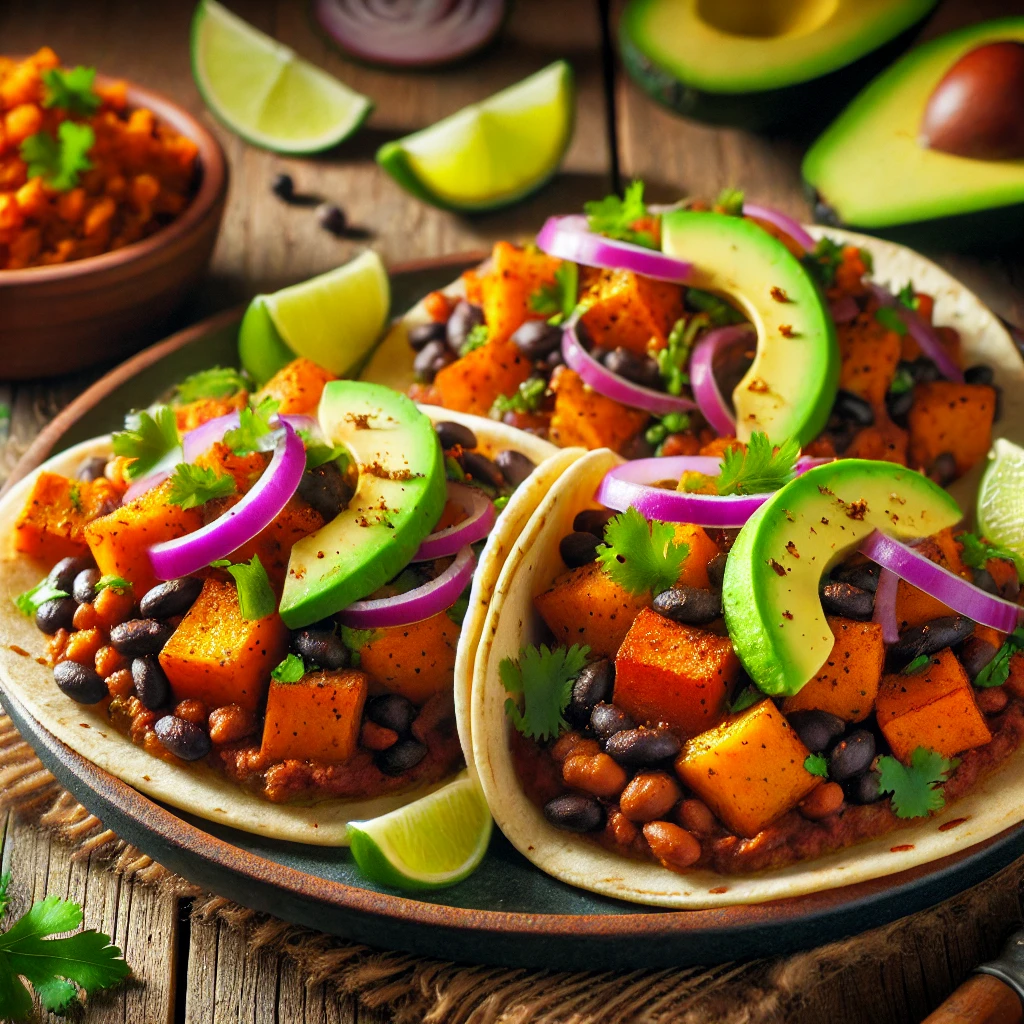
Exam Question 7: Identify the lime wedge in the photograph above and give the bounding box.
[238,250,390,384]
[377,61,575,211]
[191,0,372,153]
[977,437,1024,574]
[347,772,492,891]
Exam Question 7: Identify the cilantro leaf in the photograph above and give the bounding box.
[459,323,489,357]
[340,626,378,667]
[111,406,180,481]
[957,531,1019,571]
[175,366,247,404]
[20,121,95,191]
[68,483,82,512]
[583,180,655,248]
[595,506,689,596]
[14,579,69,618]
[500,643,590,741]
[685,288,745,326]
[713,187,744,216]
[446,590,470,627]
[713,432,800,496]
[41,66,101,116]
[877,747,956,819]
[897,281,918,310]
[529,262,578,323]
[729,686,761,713]
[445,454,466,482]
[223,397,280,455]
[94,575,131,595]
[801,236,844,290]
[902,654,931,675]
[889,365,915,395]
[875,306,908,336]
[166,463,236,509]
[215,555,275,620]
[272,653,306,682]
[491,377,547,417]
[305,443,351,471]
[975,626,1024,689]
[804,753,829,778]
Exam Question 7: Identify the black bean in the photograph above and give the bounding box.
[972,567,1000,596]
[49,555,93,594]
[820,581,874,620]
[706,552,729,591]
[131,657,170,710]
[375,738,428,776]
[461,451,504,489]
[297,463,354,520]
[76,455,108,482]
[568,659,614,727]
[787,710,846,754]
[543,793,605,832]
[589,345,610,365]
[1001,572,1021,602]
[845,767,884,805]
[888,615,975,668]
[909,358,940,383]
[413,340,454,383]
[604,726,681,767]
[494,449,536,488]
[960,638,1000,681]
[828,730,876,781]
[154,716,211,761]
[511,319,561,359]
[316,202,346,235]
[434,420,477,451]
[54,660,107,704]
[928,451,957,487]
[445,301,484,354]
[832,389,874,426]
[573,508,615,537]
[139,576,204,619]
[294,630,348,670]
[408,321,446,351]
[604,347,662,389]
[652,586,721,625]
[109,619,174,656]
[72,568,101,604]
[35,597,76,634]
[545,347,565,369]
[366,693,416,735]
[590,702,635,741]
[886,388,914,425]
[965,364,995,386]
[619,434,655,460]
[832,562,879,593]
[271,172,294,201]
[559,531,602,568]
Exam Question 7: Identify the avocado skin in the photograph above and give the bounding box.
[619,18,933,133]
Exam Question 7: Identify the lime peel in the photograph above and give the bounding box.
[977,437,1024,575]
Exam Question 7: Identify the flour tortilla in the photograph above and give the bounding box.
[0,409,571,846]
[471,229,1024,907]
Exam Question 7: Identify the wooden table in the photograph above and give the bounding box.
[1,1,1022,1021]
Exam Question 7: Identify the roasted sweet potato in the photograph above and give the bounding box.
[672,524,719,590]
[15,472,120,562]
[159,578,288,713]
[174,392,248,433]
[895,528,965,630]
[260,668,368,763]
[902,319,961,366]
[838,315,902,413]
[579,267,683,356]
[782,617,883,722]
[548,366,649,452]
[433,338,532,417]
[614,608,738,734]
[256,358,336,416]
[675,701,819,839]
[844,418,908,465]
[358,611,459,705]
[876,648,991,762]
[480,241,562,344]
[1005,652,1024,699]
[908,382,995,477]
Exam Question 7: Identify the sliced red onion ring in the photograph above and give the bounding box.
[872,567,900,644]
[742,203,816,253]
[149,421,305,581]
[829,294,860,325]
[561,322,698,417]
[182,412,240,463]
[122,466,173,505]
[868,282,963,383]
[689,324,753,436]
[412,482,495,561]
[339,546,476,628]
[860,530,1020,633]
[536,215,693,284]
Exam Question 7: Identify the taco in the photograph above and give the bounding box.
[0,357,572,846]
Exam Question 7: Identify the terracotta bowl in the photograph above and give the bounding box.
[0,74,228,380]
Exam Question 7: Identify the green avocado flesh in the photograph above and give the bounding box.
[279,382,446,628]
[804,18,1024,233]
[722,460,962,697]
[660,210,838,447]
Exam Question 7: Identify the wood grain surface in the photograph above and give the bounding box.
[1,0,1022,1021]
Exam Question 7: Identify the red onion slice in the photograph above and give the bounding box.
[412,482,495,561]
[149,421,306,581]
[742,203,816,253]
[122,457,177,506]
[536,215,694,284]
[561,322,698,417]
[829,294,860,325]
[868,283,963,383]
[181,412,321,463]
[339,545,475,628]
[313,0,505,68]
[688,324,753,436]
[872,566,900,644]
[860,530,1020,633]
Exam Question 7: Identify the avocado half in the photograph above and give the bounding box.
[618,0,938,130]
[804,17,1024,250]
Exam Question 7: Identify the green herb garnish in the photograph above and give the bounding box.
[957,531,1019,571]
[445,454,466,482]
[974,626,1024,689]
[271,653,306,683]
[584,180,655,248]
[889,366,915,395]
[529,262,578,324]
[897,282,918,310]
[211,554,275,620]
[175,366,247,404]
[304,443,352,472]
[111,406,180,481]
[491,377,547,417]
[20,121,94,191]
[804,753,829,778]
[94,575,131,595]
[14,578,69,618]
[500,643,590,741]
[41,65,102,115]
[223,397,280,455]
[686,432,799,497]
[801,236,843,290]
[901,654,931,675]
[340,625,378,667]
[446,591,470,627]
[875,306,908,336]
[713,187,744,217]
[685,289,745,326]
[595,506,689,596]
[459,323,490,357]
[166,463,237,509]
[876,747,957,819]
[68,482,82,512]
[729,686,761,714]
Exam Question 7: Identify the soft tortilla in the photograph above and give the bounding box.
[470,229,1024,906]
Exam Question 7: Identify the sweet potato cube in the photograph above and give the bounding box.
[614,608,738,734]
[14,472,121,562]
[672,524,719,590]
[159,579,288,713]
[256,358,336,416]
[876,648,991,763]
[675,701,819,839]
[85,480,203,596]
[260,669,368,763]
[838,316,901,413]
[479,240,562,344]
[894,529,965,630]
[1004,652,1024,700]
[548,366,649,453]
[782,617,883,722]
[173,392,248,433]
[844,419,908,465]
[908,382,995,477]
[433,339,532,417]
[358,611,459,705]
[579,267,683,356]
[534,561,650,659]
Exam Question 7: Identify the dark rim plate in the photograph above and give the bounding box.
[3,254,1023,971]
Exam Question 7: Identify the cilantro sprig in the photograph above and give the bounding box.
[111,405,181,481]
[595,506,689,596]
[804,753,829,778]
[713,187,744,217]
[974,626,1024,689]
[340,625,378,667]
[223,397,280,455]
[95,575,131,595]
[491,377,547,417]
[684,432,800,497]
[20,121,95,191]
[685,289,745,326]
[901,654,931,675]
[584,180,655,248]
[875,306,908,336]
[529,262,578,325]
[210,554,275,620]
[459,323,489,357]
[889,366,915,396]
[166,463,237,509]
[14,578,69,618]
[500,643,590,741]
[41,66,102,116]
[957,531,1019,571]
[877,747,957,819]
[729,685,761,714]
[897,282,919,310]
[271,653,306,683]
[174,366,247,404]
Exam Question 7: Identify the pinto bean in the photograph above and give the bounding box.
[678,798,717,835]
[619,771,681,822]
[604,726,681,767]
[543,793,605,833]
[799,782,845,821]
[562,753,628,799]
[642,821,702,871]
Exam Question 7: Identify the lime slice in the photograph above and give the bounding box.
[376,61,575,211]
[191,0,372,153]
[347,772,492,891]
[238,250,390,385]
[977,437,1024,574]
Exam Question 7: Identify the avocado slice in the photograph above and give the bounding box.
[279,381,446,628]
[804,18,1024,249]
[723,459,962,697]
[661,210,838,447]
[619,0,937,130]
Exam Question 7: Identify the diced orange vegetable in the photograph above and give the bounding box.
[876,648,991,762]
[423,290,452,321]
[461,270,484,307]
[257,358,337,417]
[902,318,960,364]
[174,392,248,433]
[1004,652,1024,700]
[614,608,739,734]
[227,497,324,590]
[986,557,1019,596]
[579,267,683,356]
[15,472,121,562]
[837,315,902,413]
[908,382,995,477]
[358,611,459,705]
[260,669,368,763]
[159,579,288,713]
[433,338,531,417]
[548,366,649,452]
[672,524,719,590]
[782,617,883,722]
[479,240,561,344]
[894,528,965,630]
[675,701,819,839]
[843,419,908,465]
